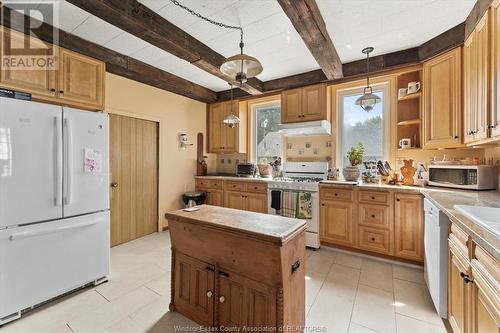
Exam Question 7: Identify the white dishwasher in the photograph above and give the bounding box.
[423,198,450,319]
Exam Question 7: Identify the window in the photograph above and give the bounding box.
[254,103,282,163]
[337,84,390,169]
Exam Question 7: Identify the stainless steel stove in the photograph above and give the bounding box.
[267,162,329,249]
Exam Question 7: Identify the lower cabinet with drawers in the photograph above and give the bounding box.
[448,222,500,333]
[194,178,268,213]
[319,185,424,262]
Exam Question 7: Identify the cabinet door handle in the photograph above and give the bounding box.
[206,290,213,298]
[334,193,338,196]
[488,125,495,129]
[371,237,376,241]
[396,198,400,202]
[219,296,226,303]
[50,88,56,92]
[460,272,473,284]
[454,135,459,139]
[59,90,64,94]
[371,196,375,200]
[371,214,375,218]
[321,203,325,206]
[205,266,215,272]
[219,271,230,277]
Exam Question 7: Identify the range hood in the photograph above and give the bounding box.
[278,120,331,136]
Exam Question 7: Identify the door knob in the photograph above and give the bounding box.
[219,296,226,303]
[111,182,119,188]
[206,290,213,298]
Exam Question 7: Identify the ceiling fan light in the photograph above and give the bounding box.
[220,54,263,82]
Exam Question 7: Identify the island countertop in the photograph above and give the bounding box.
[165,204,307,245]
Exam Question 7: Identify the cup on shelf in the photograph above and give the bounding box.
[398,88,407,99]
[399,138,412,149]
[407,81,421,94]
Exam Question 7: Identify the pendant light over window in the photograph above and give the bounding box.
[355,47,381,112]
[170,0,262,85]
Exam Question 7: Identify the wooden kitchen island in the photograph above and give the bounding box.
[165,205,306,331]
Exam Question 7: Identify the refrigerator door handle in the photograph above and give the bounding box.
[8,218,103,241]
[54,116,63,206]
[63,117,73,205]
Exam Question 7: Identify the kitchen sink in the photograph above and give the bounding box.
[454,205,500,237]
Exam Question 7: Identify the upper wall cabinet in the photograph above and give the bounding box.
[464,10,496,144]
[0,28,57,99]
[491,0,500,138]
[281,84,328,123]
[423,48,463,149]
[58,48,105,109]
[208,100,246,154]
[0,28,105,111]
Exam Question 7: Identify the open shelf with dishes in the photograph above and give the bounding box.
[396,70,422,150]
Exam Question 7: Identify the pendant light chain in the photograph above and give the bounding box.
[365,51,370,89]
[169,0,244,45]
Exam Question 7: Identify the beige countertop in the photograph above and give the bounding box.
[194,175,499,258]
[195,175,273,182]
[165,205,306,245]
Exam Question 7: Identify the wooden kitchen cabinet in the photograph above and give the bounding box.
[224,180,268,213]
[464,11,491,144]
[394,193,424,261]
[205,190,224,207]
[0,28,105,110]
[0,28,57,99]
[195,179,224,207]
[173,252,215,326]
[449,242,471,333]
[423,47,463,148]
[320,200,355,247]
[281,84,328,123]
[58,48,105,109]
[207,101,244,153]
[491,0,500,138]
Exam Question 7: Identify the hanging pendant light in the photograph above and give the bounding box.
[220,33,263,84]
[223,83,240,128]
[355,47,381,112]
[169,0,262,85]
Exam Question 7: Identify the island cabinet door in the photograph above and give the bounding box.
[174,253,215,326]
[217,270,277,329]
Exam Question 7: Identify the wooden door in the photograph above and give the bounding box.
[491,0,500,138]
[423,48,463,148]
[464,33,477,144]
[301,84,326,121]
[449,246,470,333]
[206,189,224,207]
[225,191,245,210]
[475,12,490,141]
[0,28,57,99]
[222,100,239,153]
[245,193,268,213]
[58,48,105,109]
[281,88,302,123]
[208,103,223,153]
[174,252,215,326]
[320,200,354,246]
[394,193,424,261]
[109,114,158,246]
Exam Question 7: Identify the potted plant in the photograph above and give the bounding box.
[343,142,365,181]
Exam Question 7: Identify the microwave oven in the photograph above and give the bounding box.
[236,163,256,178]
[428,165,498,190]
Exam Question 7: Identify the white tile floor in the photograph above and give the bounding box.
[0,231,448,333]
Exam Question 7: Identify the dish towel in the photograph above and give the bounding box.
[296,192,312,219]
[270,190,282,213]
[281,191,297,218]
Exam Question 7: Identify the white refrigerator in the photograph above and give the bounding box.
[0,97,110,325]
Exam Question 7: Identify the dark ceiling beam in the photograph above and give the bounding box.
[66,0,263,96]
[419,23,465,60]
[277,0,343,79]
[0,5,217,103]
[465,0,494,39]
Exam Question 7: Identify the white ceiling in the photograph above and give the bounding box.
[316,0,476,62]
[12,0,476,93]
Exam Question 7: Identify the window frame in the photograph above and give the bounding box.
[247,97,283,163]
[335,82,391,170]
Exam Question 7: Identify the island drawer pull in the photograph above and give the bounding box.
[206,290,213,298]
[219,296,226,303]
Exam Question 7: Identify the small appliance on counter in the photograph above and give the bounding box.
[428,165,498,190]
[236,163,256,177]
[182,192,206,207]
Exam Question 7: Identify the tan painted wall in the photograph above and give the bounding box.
[104,73,215,229]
